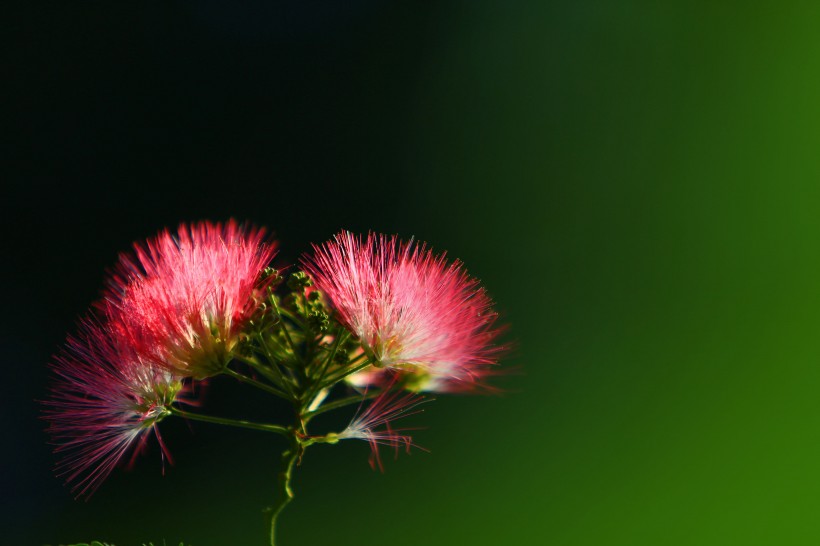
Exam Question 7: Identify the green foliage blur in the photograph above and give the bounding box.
[56,542,187,546]
[11,2,820,545]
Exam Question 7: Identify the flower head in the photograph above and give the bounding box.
[107,220,276,378]
[335,388,428,470]
[303,231,504,392]
[43,316,188,499]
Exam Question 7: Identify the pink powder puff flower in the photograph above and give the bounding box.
[333,388,428,470]
[303,231,504,392]
[106,220,277,378]
[43,316,190,499]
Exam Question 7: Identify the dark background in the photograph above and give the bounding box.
[5,2,820,545]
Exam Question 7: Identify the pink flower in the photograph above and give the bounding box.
[43,316,188,499]
[344,365,386,389]
[336,388,427,470]
[303,231,504,392]
[106,220,277,378]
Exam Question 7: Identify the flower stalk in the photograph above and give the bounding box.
[169,406,288,436]
[269,431,300,546]
[223,367,290,398]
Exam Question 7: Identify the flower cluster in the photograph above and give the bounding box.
[334,386,429,471]
[43,317,186,498]
[46,221,272,497]
[44,220,508,544]
[303,231,504,392]
[106,220,277,379]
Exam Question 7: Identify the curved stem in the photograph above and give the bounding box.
[169,406,289,436]
[269,433,300,546]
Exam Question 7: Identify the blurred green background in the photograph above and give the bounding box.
[5,2,820,545]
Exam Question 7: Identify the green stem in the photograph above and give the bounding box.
[269,432,300,546]
[302,434,340,448]
[305,389,382,419]
[270,295,299,356]
[169,406,288,436]
[317,359,374,391]
[276,305,306,329]
[235,353,281,384]
[224,367,289,398]
[305,329,346,403]
[255,333,299,399]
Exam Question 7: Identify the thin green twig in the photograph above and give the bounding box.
[224,367,289,398]
[317,359,374,391]
[169,406,288,436]
[269,433,300,546]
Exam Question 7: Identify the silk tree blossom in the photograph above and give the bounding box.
[303,231,504,392]
[44,316,188,499]
[329,388,428,470]
[43,221,512,545]
[107,220,277,378]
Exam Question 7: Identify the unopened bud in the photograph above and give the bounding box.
[287,271,313,291]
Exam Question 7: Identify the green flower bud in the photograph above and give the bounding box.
[287,271,313,291]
